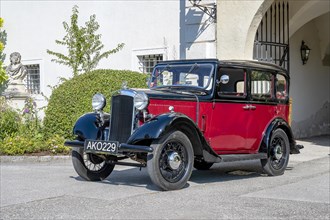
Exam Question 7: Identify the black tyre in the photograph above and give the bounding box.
[261,129,290,176]
[147,130,194,191]
[194,160,213,170]
[72,147,115,181]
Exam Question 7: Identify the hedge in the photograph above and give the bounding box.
[43,69,148,139]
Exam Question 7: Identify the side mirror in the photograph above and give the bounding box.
[218,75,229,84]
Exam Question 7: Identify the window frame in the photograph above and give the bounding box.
[275,72,289,103]
[249,69,275,102]
[216,67,248,100]
[25,64,41,94]
[138,54,163,74]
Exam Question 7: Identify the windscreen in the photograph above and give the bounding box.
[149,63,214,91]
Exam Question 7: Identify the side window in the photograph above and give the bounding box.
[276,74,288,100]
[250,71,274,101]
[217,68,246,98]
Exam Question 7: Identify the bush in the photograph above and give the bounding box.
[0,134,68,155]
[44,69,147,139]
[0,97,20,140]
[0,97,70,156]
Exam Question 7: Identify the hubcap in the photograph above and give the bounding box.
[274,144,283,160]
[159,140,188,183]
[167,151,182,170]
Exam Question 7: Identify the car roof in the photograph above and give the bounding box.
[157,59,288,76]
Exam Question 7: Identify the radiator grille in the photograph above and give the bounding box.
[109,95,134,143]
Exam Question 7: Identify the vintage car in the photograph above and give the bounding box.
[64,59,303,191]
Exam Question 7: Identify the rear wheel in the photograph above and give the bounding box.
[72,147,115,181]
[261,129,290,176]
[147,131,194,191]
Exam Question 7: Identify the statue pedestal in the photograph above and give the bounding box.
[5,95,30,111]
[1,83,30,110]
[3,82,28,95]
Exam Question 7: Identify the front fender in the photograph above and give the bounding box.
[127,113,184,144]
[127,113,221,163]
[259,117,295,155]
[73,112,103,141]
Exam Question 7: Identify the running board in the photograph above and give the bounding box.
[220,153,267,162]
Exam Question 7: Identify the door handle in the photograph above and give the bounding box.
[243,105,257,110]
[243,105,250,110]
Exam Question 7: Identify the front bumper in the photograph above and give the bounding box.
[64,140,153,153]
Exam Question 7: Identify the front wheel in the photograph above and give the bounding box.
[147,130,194,191]
[261,129,290,176]
[72,147,115,181]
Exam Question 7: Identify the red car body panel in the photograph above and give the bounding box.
[148,99,289,155]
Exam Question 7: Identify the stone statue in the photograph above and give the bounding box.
[6,52,28,83]
[3,52,28,96]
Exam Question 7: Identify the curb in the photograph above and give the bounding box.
[0,155,71,163]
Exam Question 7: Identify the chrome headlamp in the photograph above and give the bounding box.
[92,93,106,111]
[134,91,149,110]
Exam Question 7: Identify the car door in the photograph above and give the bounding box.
[245,70,277,152]
[207,67,250,153]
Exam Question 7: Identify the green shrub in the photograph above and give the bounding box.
[0,96,70,156]
[0,97,21,140]
[0,134,69,155]
[44,69,147,139]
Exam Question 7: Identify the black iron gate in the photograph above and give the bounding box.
[254,0,290,73]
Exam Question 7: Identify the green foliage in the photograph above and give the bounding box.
[0,17,8,85]
[43,69,147,138]
[0,134,69,156]
[0,97,20,140]
[0,97,70,156]
[47,5,124,77]
[45,135,69,154]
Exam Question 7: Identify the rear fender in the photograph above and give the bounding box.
[259,118,296,155]
[127,113,221,163]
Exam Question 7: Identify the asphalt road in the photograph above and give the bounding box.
[0,136,329,219]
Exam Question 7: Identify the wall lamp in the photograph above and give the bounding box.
[301,41,311,65]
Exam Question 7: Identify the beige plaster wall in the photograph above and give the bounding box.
[216,0,265,60]
[290,17,330,138]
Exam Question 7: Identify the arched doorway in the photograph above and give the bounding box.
[249,0,330,138]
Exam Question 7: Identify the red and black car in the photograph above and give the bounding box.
[65,59,303,191]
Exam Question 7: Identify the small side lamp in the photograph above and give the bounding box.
[301,41,311,65]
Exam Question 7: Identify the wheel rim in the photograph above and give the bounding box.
[270,136,287,170]
[83,153,105,172]
[159,140,188,183]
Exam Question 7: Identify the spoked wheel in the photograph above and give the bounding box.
[147,131,194,191]
[72,147,115,181]
[261,129,290,176]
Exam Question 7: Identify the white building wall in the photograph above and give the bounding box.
[183,0,217,59]
[1,1,181,98]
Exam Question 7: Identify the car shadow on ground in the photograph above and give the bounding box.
[297,135,330,147]
[71,159,269,191]
[190,160,265,184]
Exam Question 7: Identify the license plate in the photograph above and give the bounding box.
[84,140,119,155]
